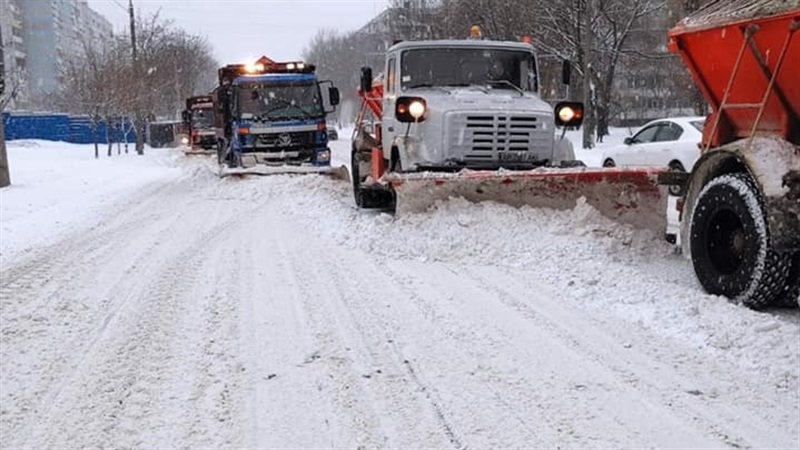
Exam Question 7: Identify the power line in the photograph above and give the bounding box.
[109,0,128,12]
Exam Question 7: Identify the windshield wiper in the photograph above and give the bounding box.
[487,80,525,97]
[261,99,313,119]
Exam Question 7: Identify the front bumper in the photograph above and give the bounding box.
[238,147,331,167]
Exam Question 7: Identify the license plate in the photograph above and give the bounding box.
[499,151,536,162]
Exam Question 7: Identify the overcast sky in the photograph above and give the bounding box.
[87,0,389,64]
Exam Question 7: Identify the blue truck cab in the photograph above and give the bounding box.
[217,57,340,169]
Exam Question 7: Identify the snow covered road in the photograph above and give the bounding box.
[1,142,798,448]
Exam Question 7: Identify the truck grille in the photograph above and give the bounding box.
[256,131,316,152]
[445,113,553,165]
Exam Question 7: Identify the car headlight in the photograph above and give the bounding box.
[396,97,427,123]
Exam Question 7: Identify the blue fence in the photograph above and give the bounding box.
[2,113,138,144]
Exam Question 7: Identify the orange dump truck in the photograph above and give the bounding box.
[668,1,799,309]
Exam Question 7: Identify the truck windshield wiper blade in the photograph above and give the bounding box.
[487,80,525,97]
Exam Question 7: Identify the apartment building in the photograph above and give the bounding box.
[0,0,28,108]
[0,0,112,109]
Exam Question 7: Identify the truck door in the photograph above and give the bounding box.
[382,55,398,159]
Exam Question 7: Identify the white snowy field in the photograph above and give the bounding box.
[0,137,798,449]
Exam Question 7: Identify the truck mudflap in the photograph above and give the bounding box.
[385,167,669,231]
[765,170,800,250]
[219,163,350,180]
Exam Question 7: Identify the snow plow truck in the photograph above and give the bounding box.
[181,95,218,155]
[215,56,344,177]
[667,1,800,309]
[352,2,799,310]
[351,28,671,231]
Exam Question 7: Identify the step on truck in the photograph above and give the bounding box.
[668,1,800,309]
[216,56,343,176]
[181,94,218,155]
[351,27,673,232]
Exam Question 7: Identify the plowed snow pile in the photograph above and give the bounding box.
[268,173,800,398]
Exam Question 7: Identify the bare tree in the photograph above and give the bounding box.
[1,18,11,187]
[112,13,217,154]
[60,39,118,159]
[58,12,217,156]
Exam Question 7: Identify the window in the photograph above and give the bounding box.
[655,122,683,142]
[632,124,661,144]
[386,57,396,94]
[689,120,705,133]
[400,47,537,92]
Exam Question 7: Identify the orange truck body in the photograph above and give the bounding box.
[668,7,800,149]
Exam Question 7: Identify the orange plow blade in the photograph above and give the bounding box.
[387,168,669,232]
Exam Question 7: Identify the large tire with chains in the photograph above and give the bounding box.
[690,173,791,309]
[351,143,365,208]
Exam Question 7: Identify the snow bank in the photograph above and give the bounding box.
[0,141,183,264]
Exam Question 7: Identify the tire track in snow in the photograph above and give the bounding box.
[2,173,264,448]
[459,264,798,449]
[370,259,728,448]
[236,207,462,449]
[0,180,191,439]
[283,240,549,448]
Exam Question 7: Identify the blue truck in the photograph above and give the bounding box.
[215,56,341,176]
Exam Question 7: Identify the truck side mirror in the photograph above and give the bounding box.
[329,87,340,106]
[562,60,571,86]
[181,109,190,124]
[360,67,373,94]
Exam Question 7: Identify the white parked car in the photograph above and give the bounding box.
[601,117,706,173]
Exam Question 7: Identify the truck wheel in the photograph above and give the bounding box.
[351,147,365,208]
[351,146,392,209]
[690,173,791,309]
[668,161,686,196]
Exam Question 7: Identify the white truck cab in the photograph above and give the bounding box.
[375,39,578,171]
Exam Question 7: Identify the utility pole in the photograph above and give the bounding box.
[129,0,144,154]
[0,16,11,188]
[129,0,136,62]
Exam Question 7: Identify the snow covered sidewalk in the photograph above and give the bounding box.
[0,141,184,265]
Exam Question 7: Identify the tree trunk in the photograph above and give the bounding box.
[595,82,612,142]
[107,118,113,157]
[92,118,99,159]
[581,0,596,150]
[0,113,10,188]
[135,114,146,155]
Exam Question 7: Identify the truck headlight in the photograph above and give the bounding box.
[180,136,189,145]
[317,149,331,163]
[396,97,427,123]
[409,101,426,119]
[554,101,584,127]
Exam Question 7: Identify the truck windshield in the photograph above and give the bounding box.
[191,108,214,129]
[237,82,323,120]
[401,48,537,92]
